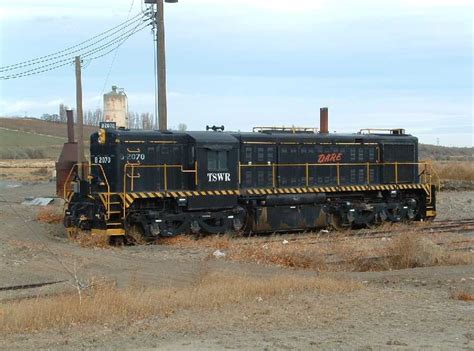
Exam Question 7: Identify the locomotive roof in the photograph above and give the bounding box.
[230,131,417,144]
[99,128,417,144]
[187,131,238,145]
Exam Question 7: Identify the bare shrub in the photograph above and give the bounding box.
[159,234,233,250]
[433,161,474,182]
[31,167,49,176]
[161,234,327,270]
[230,244,328,271]
[386,232,472,269]
[0,272,360,334]
[24,148,46,159]
[36,206,63,224]
[327,237,389,272]
[0,148,24,159]
[0,147,47,159]
[74,231,111,248]
[451,290,474,302]
[159,231,472,272]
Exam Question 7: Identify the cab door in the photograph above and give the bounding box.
[197,145,238,191]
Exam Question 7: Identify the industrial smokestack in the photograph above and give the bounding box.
[66,110,75,143]
[56,110,78,197]
[320,107,329,134]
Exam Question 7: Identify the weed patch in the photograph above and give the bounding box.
[386,232,472,269]
[0,272,360,334]
[36,206,63,224]
[73,231,111,248]
[434,161,474,182]
[451,290,474,302]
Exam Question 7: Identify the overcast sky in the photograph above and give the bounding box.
[0,0,472,146]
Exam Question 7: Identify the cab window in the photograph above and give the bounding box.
[207,150,228,171]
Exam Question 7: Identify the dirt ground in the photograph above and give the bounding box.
[0,179,473,350]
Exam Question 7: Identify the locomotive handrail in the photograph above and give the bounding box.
[63,163,79,202]
[359,128,405,135]
[62,162,112,219]
[90,163,112,219]
[253,126,318,133]
[123,162,198,194]
[239,161,439,190]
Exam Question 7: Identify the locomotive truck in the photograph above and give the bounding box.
[61,110,439,242]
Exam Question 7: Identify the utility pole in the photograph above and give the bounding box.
[75,56,85,178]
[146,0,177,130]
[156,0,167,131]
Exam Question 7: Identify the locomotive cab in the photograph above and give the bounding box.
[188,131,239,192]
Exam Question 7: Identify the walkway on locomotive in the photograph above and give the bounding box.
[66,128,439,219]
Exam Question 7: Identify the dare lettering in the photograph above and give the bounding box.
[317,152,342,163]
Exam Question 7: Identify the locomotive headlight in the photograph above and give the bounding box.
[98,129,106,144]
[177,198,187,207]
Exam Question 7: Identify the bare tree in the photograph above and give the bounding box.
[59,103,67,123]
[141,112,152,130]
[178,123,187,131]
[41,113,61,122]
[128,112,140,129]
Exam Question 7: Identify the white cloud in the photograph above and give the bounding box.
[0,98,64,115]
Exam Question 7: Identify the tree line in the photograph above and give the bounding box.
[40,103,186,130]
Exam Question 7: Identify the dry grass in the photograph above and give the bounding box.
[331,232,472,272]
[228,243,328,270]
[161,234,328,270]
[160,231,472,272]
[328,237,389,272]
[30,167,49,176]
[159,234,234,250]
[36,206,63,224]
[385,232,472,269]
[433,161,474,182]
[74,231,111,248]
[0,272,360,334]
[450,290,474,302]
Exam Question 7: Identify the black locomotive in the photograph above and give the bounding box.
[63,118,438,241]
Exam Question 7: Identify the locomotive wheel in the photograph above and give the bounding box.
[110,236,125,246]
[232,217,243,232]
[126,224,147,245]
[329,213,349,231]
[160,219,190,237]
[190,220,201,234]
[357,210,377,229]
[66,227,79,239]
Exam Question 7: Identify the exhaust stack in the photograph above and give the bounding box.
[319,107,329,134]
[55,110,78,197]
[67,110,75,143]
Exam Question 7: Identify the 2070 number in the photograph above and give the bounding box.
[94,156,111,164]
[127,153,145,161]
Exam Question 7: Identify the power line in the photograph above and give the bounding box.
[0,15,146,73]
[86,22,149,61]
[0,11,147,72]
[0,21,150,80]
[97,0,139,109]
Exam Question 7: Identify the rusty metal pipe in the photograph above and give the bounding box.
[66,109,74,143]
[320,107,329,134]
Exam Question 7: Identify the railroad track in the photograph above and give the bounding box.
[235,218,474,246]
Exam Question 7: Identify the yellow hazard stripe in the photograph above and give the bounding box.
[121,183,430,200]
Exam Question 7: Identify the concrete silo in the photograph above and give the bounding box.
[103,86,128,128]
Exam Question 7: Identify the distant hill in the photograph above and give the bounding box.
[419,144,473,161]
[0,117,97,141]
[0,117,97,159]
